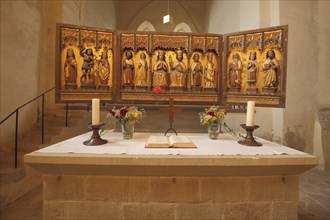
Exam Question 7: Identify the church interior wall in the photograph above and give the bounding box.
[206,1,240,34]
[279,0,329,158]
[84,1,116,30]
[37,2,66,111]
[0,1,43,145]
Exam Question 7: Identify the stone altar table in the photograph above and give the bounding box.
[24,132,318,220]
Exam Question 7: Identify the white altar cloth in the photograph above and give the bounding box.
[35,131,307,156]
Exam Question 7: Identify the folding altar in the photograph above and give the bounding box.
[55,23,288,108]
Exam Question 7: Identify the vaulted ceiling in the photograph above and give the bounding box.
[113,0,210,32]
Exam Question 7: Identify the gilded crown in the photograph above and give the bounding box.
[176,49,183,56]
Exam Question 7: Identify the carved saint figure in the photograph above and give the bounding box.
[228,53,242,88]
[263,49,279,88]
[169,50,187,87]
[98,51,110,86]
[191,53,203,87]
[64,48,77,88]
[134,52,148,86]
[123,51,134,85]
[79,47,95,84]
[247,51,258,87]
[153,50,168,86]
[204,53,216,88]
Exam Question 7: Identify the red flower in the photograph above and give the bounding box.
[153,86,161,94]
[120,108,128,116]
[207,111,215,116]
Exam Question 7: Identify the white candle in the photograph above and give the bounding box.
[246,101,255,126]
[92,98,100,125]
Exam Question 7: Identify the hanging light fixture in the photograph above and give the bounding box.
[78,0,82,26]
[163,0,173,24]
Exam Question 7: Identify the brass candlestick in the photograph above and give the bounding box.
[238,124,262,147]
[83,122,108,146]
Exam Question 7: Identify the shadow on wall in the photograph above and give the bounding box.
[285,126,306,152]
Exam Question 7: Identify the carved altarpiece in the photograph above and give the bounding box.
[56,24,288,107]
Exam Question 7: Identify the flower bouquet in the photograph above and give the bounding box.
[199,106,226,139]
[108,106,146,139]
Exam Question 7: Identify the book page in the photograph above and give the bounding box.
[169,136,197,148]
[145,135,170,148]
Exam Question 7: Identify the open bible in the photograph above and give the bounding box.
[145,135,197,148]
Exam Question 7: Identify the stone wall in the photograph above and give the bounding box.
[43,174,299,220]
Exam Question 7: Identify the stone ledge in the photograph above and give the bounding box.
[25,153,318,177]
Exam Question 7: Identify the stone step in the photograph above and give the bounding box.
[0,106,93,211]
[0,165,42,211]
[0,151,26,168]
[0,166,26,185]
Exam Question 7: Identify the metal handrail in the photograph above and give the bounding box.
[0,87,55,168]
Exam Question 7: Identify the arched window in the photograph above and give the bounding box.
[137,20,156,31]
[174,22,192,33]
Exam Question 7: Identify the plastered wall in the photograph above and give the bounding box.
[279,0,329,161]
[1,1,42,145]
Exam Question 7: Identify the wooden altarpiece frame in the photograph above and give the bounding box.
[55,23,288,108]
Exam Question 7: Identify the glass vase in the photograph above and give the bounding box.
[208,123,221,140]
[121,122,135,139]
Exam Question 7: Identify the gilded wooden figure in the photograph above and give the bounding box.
[262,49,279,89]
[205,53,216,88]
[98,50,110,89]
[123,51,134,86]
[153,50,169,87]
[191,53,203,88]
[229,53,242,88]
[169,50,187,88]
[246,51,258,91]
[134,52,148,87]
[64,48,77,89]
[79,46,95,87]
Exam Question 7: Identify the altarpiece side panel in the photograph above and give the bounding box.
[56,24,115,102]
[55,24,287,108]
[224,26,288,107]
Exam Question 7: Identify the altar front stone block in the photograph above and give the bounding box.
[25,132,317,220]
[42,175,300,220]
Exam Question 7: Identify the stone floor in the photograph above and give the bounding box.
[298,167,330,220]
[0,167,329,220]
